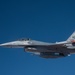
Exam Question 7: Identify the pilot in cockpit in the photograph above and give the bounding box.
[18,38,31,41]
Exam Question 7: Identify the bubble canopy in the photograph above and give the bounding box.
[18,38,31,41]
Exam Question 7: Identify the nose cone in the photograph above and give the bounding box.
[0,43,12,47]
[0,41,17,47]
[0,40,32,48]
[0,44,5,46]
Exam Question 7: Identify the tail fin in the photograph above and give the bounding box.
[67,31,75,42]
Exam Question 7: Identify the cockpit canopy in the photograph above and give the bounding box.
[18,38,31,41]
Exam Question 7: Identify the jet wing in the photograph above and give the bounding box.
[25,43,69,53]
[25,42,67,48]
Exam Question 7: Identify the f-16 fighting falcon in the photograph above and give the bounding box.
[0,32,75,58]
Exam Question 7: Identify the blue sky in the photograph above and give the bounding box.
[0,0,75,75]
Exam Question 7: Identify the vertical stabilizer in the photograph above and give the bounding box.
[67,31,75,42]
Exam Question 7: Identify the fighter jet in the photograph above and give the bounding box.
[0,32,75,58]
